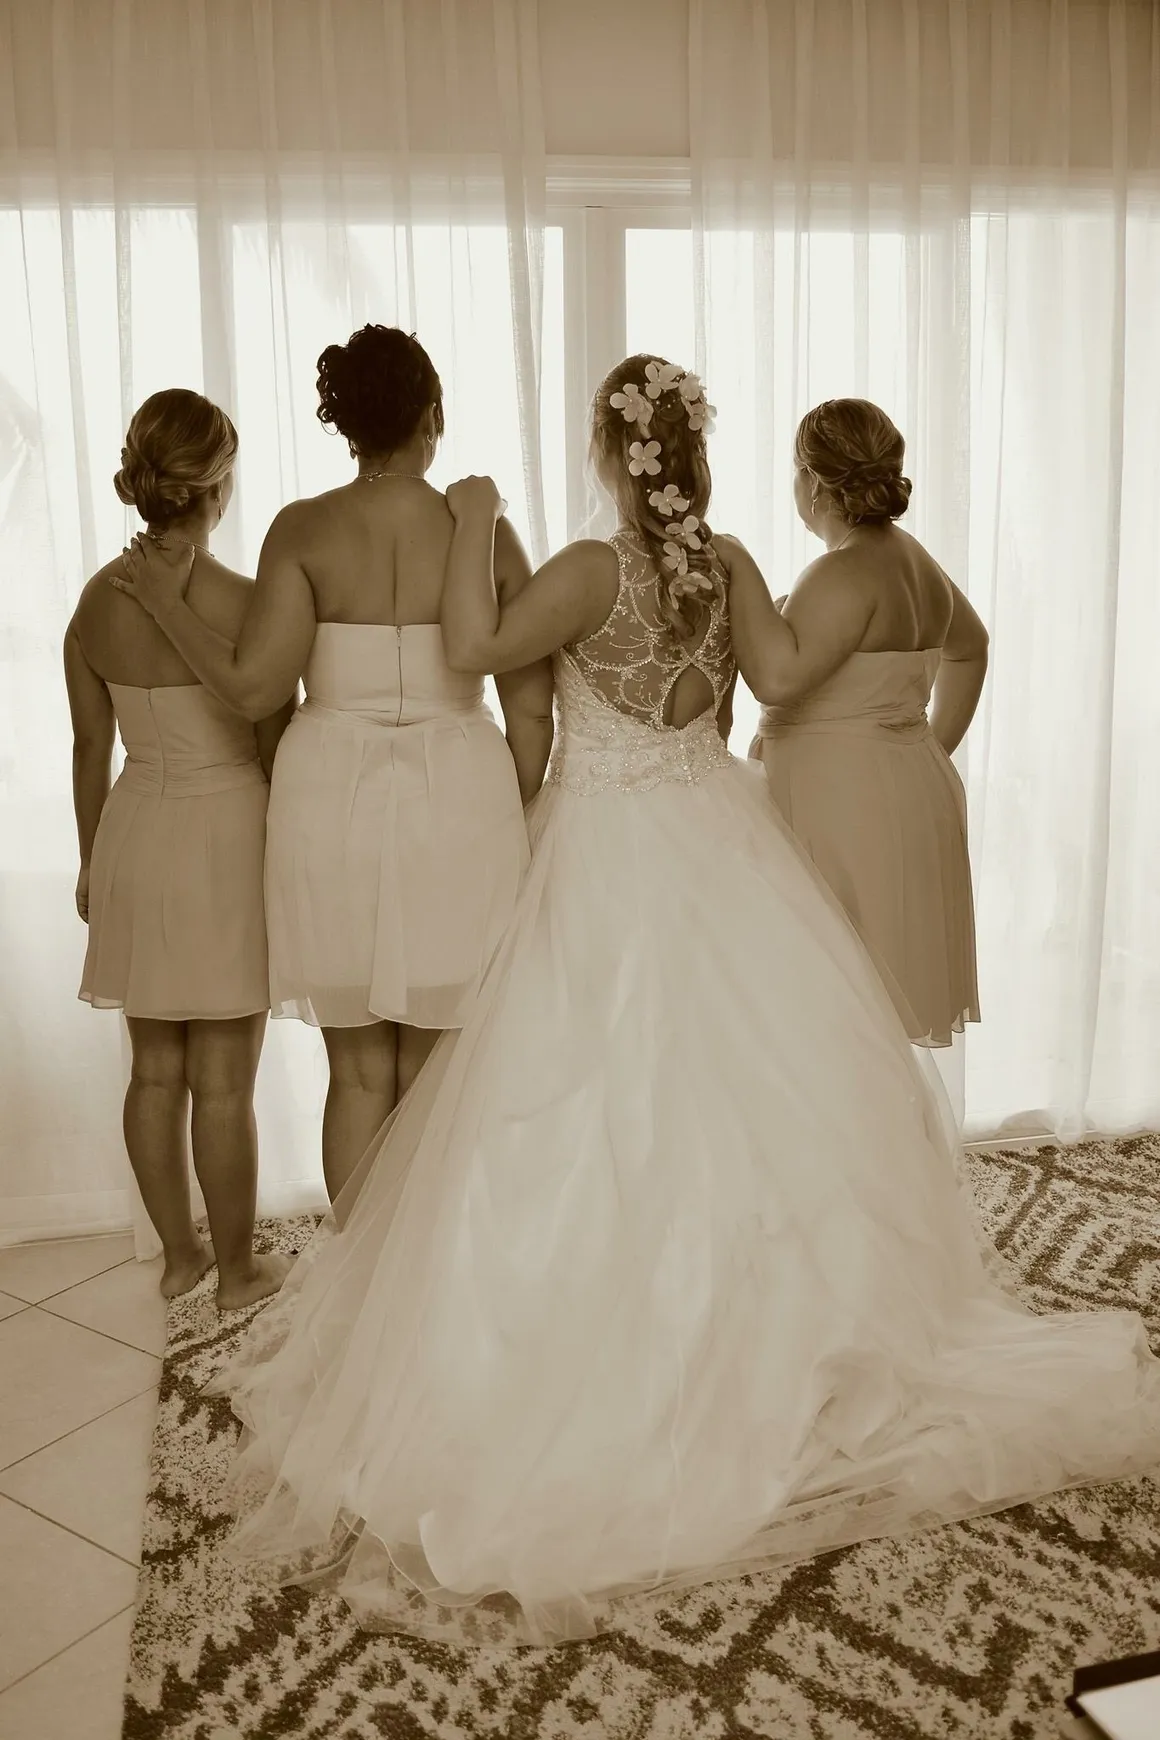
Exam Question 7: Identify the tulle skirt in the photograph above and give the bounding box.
[209,755,1160,1647]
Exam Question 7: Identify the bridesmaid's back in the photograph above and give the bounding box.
[282,475,457,628]
[73,554,253,691]
[842,526,954,655]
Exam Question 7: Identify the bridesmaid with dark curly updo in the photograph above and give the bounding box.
[748,398,989,1048]
[111,327,552,1199]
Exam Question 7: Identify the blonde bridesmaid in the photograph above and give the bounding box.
[65,390,293,1307]
[746,399,988,1046]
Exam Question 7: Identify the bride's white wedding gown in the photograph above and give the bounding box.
[212,531,1160,1648]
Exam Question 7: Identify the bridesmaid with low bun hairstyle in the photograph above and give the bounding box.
[745,398,989,1047]
[65,389,294,1309]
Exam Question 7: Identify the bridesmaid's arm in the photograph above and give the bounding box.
[254,691,299,781]
[482,515,555,804]
[496,665,554,805]
[110,508,317,720]
[931,580,989,756]
[63,621,116,919]
[440,479,615,675]
[719,535,873,706]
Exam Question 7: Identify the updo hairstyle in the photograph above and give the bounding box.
[794,398,912,524]
[113,389,238,525]
[315,324,445,457]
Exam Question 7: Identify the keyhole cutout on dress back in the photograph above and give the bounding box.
[662,663,717,728]
[661,607,716,728]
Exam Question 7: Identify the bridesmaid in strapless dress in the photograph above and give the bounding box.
[112,328,552,1200]
[65,389,293,1308]
[744,399,988,1046]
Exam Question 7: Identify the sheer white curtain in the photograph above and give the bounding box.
[4,0,1159,1249]
[0,0,551,1247]
[689,0,1160,1142]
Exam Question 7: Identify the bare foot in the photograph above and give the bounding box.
[159,1240,215,1299]
[216,1252,294,1313]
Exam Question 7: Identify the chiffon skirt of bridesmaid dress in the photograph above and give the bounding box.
[79,683,270,1020]
[755,650,980,1047]
[263,624,530,1031]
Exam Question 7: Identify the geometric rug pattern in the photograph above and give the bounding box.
[122,1135,1160,1739]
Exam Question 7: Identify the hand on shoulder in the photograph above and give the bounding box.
[710,533,769,596]
[446,476,508,523]
[710,531,748,568]
[102,533,195,619]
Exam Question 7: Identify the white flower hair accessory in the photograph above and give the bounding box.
[609,383,653,427]
[608,359,724,624]
[648,484,690,518]
[670,514,703,550]
[645,359,684,399]
[677,371,717,433]
[665,566,718,614]
[628,439,662,477]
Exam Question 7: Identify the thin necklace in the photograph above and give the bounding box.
[831,525,858,553]
[144,529,209,553]
[359,468,425,483]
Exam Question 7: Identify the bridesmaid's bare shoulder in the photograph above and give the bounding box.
[79,547,254,647]
[70,565,134,645]
[187,554,255,643]
[69,561,195,683]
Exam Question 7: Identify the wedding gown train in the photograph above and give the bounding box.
[209,532,1160,1648]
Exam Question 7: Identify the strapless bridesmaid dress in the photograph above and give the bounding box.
[754,649,979,1046]
[80,682,269,1019]
[263,623,528,1029]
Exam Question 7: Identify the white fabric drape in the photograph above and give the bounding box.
[690,0,1160,1142]
[0,0,549,1249]
[3,0,1159,1247]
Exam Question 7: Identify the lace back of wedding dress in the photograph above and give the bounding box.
[564,531,735,728]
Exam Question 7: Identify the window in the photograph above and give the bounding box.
[229,221,567,564]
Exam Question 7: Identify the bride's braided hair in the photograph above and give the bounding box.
[591,354,724,641]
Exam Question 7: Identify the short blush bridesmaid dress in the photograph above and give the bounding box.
[753,648,979,1046]
[80,683,269,1019]
[263,623,529,1030]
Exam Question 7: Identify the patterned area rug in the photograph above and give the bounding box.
[123,1137,1160,1740]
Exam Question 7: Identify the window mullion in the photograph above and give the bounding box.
[561,205,628,538]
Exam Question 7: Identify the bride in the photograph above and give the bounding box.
[129,354,1160,1649]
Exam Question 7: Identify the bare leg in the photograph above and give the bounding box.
[123,1017,212,1297]
[185,1013,290,1311]
[321,1022,398,1203]
[397,1024,442,1101]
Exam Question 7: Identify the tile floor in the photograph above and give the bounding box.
[0,1233,164,1740]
